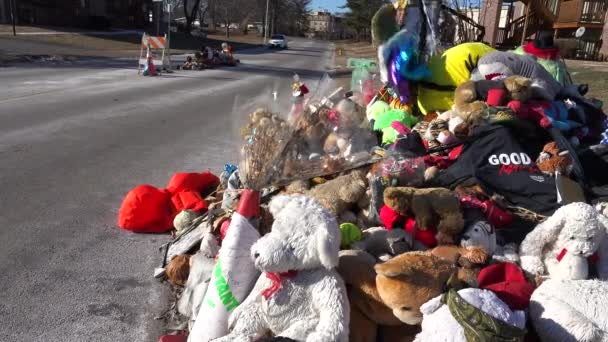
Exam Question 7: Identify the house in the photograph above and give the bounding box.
[0,0,155,29]
[480,0,608,59]
[308,10,334,38]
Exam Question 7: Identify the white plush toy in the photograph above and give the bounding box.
[177,231,220,327]
[212,195,349,342]
[414,288,526,342]
[519,202,608,280]
[530,279,608,342]
[460,220,520,264]
[597,202,608,218]
[173,209,202,233]
[460,220,497,254]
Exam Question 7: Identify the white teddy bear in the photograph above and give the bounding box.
[530,279,608,342]
[414,288,526,342]
[212,194,349,342]
[519,202,608,280]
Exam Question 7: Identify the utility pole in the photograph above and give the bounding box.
[264,0,269,44]
[9,0,16,36]
[153,0,162,36]
[166,2,172,71]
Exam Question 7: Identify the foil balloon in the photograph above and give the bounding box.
[388,53,411,104]
[386,38,430,104]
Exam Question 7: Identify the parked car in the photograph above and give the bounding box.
[268,34,288,49]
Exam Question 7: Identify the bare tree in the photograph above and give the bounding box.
[214,0,254,37]
[182,0,208,34]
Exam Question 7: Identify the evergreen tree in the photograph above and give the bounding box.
[342,0,389,40]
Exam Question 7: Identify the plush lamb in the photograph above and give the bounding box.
[414,288,526,342]
[530,279,608,342]
[212,195,349,342]
[519,202,608,280]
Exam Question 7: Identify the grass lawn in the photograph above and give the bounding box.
[567,60,608,106]
[0,24,263,58]
[332,40,378,91]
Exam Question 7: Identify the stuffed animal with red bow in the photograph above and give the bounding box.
[212,195,349,342]
[519,202,608,280]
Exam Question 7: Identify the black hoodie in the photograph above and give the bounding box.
[437,123,558,216]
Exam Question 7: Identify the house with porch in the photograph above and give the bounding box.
[479,0,608,59]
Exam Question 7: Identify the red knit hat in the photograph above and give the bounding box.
[477,262,535,311]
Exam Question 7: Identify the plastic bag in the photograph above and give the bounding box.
[232,88,293,190]
[235,75,380,189]
[374,152,427,188]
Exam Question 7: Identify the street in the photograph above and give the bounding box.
[0,38,334,342]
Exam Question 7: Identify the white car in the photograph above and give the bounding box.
[268,34,288,49]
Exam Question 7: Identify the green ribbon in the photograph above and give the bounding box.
[441,289,526,342]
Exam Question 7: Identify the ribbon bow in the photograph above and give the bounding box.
[261,271,298,300]
[556,248,599,264]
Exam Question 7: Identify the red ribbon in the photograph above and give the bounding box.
[556,248,599,264]
[460,195,484,209]
[261,271,298,300]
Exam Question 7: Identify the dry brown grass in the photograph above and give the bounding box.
[0,25,263,58]
[567,60,608,106]
[332,40,377,91]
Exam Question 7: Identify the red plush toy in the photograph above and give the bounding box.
[379,205,438,248]
[508,100,553,129]
[118,171,219,233]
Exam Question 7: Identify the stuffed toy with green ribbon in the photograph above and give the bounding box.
[414,288,527,342]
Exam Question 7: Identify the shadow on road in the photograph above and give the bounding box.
[229,62,332,79]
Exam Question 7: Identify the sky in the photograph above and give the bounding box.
[311,0,347,13]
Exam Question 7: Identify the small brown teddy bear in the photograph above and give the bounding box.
[453,76,532,125]
[165,254,192,286]
[536,141,573,176]
[383,187,465,244]
[306,168,369,216]
[430,244,488,284]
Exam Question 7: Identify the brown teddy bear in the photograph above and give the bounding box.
[430,245,489,267]
[306,168,369,217]
[536,141,573,176]
[453,76,532,126]
[337,250,423,342]
[383,187,464,244]
[165,254,192,286]
[338,250,473,342]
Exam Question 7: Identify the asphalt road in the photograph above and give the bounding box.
[0,38,334,342]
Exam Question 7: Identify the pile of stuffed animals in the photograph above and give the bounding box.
[153,170,608,342]
[116,3,608,342]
